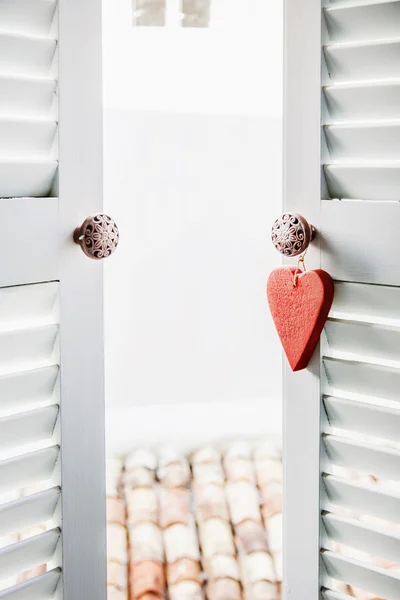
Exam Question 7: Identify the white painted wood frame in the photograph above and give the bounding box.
[283,1,322,598]
[58,0,106,598]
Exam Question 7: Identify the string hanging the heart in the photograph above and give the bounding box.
[293,249,307,287]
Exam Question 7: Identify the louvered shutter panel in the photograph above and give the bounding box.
[285,1,400,599]
[0,0,106,598]
[0,3,60,596]
[0,283,61,596]
[0,0,58,199]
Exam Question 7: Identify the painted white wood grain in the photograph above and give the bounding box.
[325,122,400,160]
[0,570,60,599]
[0,0,57,37]
[0,76,56,120]
[324,1,400,43]
[324,164,400,200]
[323,395,400,440]
[0,529,60,580]
[325,40,400,82]
[0,447,59,495]
[323,433,400,481]
[321,200,400,284]
[0,33,56,78]
[0,406,58,454]
[324,319,400,363]
[323,475,400,523]
[0,119,57,160]
[321,551,400,600]
[0,487,60,537]
[324,81,400,121]
[322,512,400,562]
[284,1,322,599]
[58,0,107,596]
[0,162,57,198]
[323,357,400,400]
[0,367,59,416]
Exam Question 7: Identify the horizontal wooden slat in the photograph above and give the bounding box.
[322,512,400,563]
[0,160,57,198]
[0,76,56,120]
[0,119,57,160]
[321,590,354,600]
[324,164,400,200]
[0,0,57,37]
[326,0,398,4]
[0,33,56,78]
[324,318,400,363]
[323,433,400,481]
[0,325,58,375]
[324,123,400,160]
[324,40,400,82]
[324,81,400,121]
[330,281,400,323]
[0,199,58,287]
[0,447,59,495]
[0,487,60,537]
[321,551,400,600]
[0,570,60,600]
[0,406,59,454]
[324,395,400,441]
[0,529,60,580]
[323,474,400,523]
[323,357,400,401]
[321,200,400,285]
[0,367,59,416]
[0,283,59,330]
[324,1,400,44]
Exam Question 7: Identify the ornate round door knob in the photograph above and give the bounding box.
[271,213,315,257]
[73,214,119,260]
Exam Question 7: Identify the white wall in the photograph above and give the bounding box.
[102,0,283,453]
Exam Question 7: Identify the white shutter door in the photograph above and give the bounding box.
[0,1,106,599]
[285,1,400,599]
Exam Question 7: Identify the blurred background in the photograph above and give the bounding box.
[102,0,284,451]
[102,3,285,599]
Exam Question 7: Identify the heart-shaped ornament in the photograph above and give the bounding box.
[267,267,334,372]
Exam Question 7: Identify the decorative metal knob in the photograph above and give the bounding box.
[73,214,119,260]
[271,213,315,257]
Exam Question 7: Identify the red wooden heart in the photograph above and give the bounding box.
[267,267,334,372]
